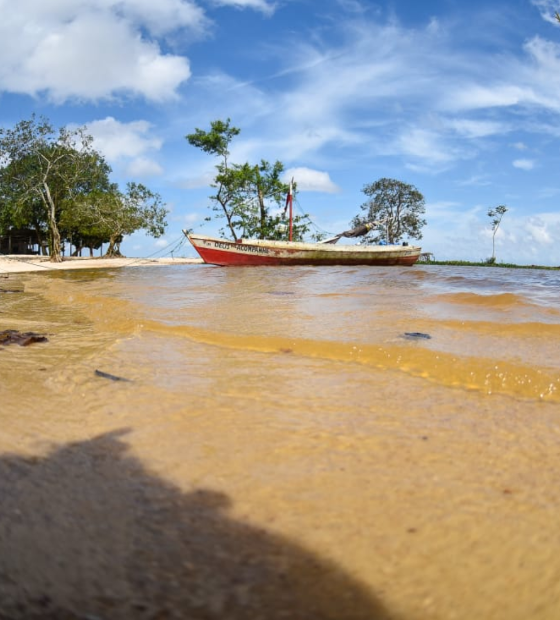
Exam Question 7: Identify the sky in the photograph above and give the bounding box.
[1,0,560,265]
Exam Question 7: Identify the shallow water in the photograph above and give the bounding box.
[1,264,560,619]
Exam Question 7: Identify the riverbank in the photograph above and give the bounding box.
[422,259,560,270]
[0,254,203,274]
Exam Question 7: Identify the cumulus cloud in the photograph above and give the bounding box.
[83,117,163,177]
[283,167,340,193]
[0,0,202,101]
[85,117,162,160]
[525,217,553,244]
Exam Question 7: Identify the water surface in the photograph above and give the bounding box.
[1,264,559,619]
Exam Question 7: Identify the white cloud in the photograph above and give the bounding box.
[397,128,456,165]
[183,15,560,172]
[225,19,530,168]
[425,200,463,222]
[444,36,560,114]
[85,117,162,161]
[210,0,277,16]
[445,84,529,111]
[513,158,535,170]
[530,0,560,24]
[102,0,207,35]
[0,0,198,101]
[446,118,507,138]
[525,217,553,244]
[84,117,164,178]
[422,206,560,265]
[284,167,340,193]
[457,174,492,187]
[183,212,202,224]
[538,186,560,198]
[125,157,164,178]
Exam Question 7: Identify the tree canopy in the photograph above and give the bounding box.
[186,119,309,241]
[59,182,167,257]
[351,178,426,245]
[0,115,167,260]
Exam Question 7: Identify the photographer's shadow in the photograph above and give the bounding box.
[0,430,393,620]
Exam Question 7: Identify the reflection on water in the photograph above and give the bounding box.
[1,264,560,619]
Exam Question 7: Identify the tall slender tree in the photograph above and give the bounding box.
[487,205,507,263]
[186,119,309,241]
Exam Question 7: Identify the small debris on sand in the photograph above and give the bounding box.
[0,330,48,346]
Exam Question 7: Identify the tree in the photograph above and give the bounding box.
[0,116,112,262]
[487,205,507,264]
[186,119,309,241]
[186,119,240,239]
[351,178,426,244]
[60,183,167,257]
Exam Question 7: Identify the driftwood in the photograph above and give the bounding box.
[0,287,24,294]
[94,369,132,382]
[404,332,431,340]
[321,220,384,244]
[0,330,48,346]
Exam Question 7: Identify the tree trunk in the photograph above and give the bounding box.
[105,235,123,257]
[258,188,266,239]
[43,182,63,262]
[221,202,238,241]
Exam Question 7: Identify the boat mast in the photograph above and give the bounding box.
[288,178,293,241]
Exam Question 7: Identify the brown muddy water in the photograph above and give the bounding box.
[1,264,560,620]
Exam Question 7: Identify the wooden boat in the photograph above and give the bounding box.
[184,182,421,266]
[184,233,421,266]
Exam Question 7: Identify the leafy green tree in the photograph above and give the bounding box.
[0,116,112,262]
[186,119,240,239]
[186,119,309,241]
[351,178,426,244]
[487,205,507,264]
[60,183,167,257]
[0,154,51,254]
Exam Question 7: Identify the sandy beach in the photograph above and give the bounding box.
[0,254,203,274]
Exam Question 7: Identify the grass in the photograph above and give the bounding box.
[419,259,559,270]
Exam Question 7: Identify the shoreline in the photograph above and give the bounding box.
[0,254,203,274]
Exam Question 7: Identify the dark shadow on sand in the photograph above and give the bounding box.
[0,430,394,620]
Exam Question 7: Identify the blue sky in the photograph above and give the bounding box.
[1,0,560,265]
